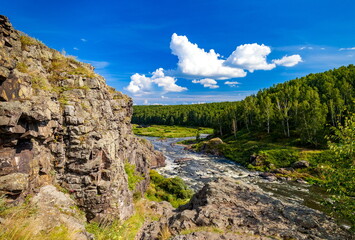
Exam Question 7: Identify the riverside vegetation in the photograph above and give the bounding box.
[133,65,355,231]
[133,124,213,138]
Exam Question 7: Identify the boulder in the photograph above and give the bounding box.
[140,177,351,240]
[198,138,225,156]
[30,185,90,240]
[292,160,310,169]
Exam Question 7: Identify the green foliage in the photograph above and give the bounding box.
[321,114,355,230]
[124,162,144,191]
[133,124,213,138]
[146,170,193,208]
[258,149,299,169]
[133,65,355,147]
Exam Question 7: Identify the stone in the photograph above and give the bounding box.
[0,173,28,194]
[30,185,89,240]
[198,138,225,156]
[292,160,310,169]
[174,158,194,164]
[140,177,351,240]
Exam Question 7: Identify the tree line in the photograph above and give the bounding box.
[132,65,355,146]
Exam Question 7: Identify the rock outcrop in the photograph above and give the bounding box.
[140,177,351,240]
[195,138,225,156]
[0,14,164,224]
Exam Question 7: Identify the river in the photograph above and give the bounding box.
[143,136,348,226]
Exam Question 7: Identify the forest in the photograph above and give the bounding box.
[133,65,355,147]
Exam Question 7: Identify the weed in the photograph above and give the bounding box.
[124,162,144,191]
[16,62,28,73]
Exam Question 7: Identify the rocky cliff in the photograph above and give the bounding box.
[0,14,164,224]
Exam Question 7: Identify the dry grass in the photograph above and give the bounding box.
[0,198,75,240]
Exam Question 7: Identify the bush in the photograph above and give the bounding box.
[147,170,193,208]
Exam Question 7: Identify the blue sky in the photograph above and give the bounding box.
[3,0,355,104]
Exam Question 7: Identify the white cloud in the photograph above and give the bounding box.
[127,33,302,95]
[192,78,219,89]
[126,68,187,94]
[225,81,240,85]
[126,73,152,94]
[300,46,313,50]
[170,33,246,80]
[339,47,355,51]
[273,55,302,67]
[73,47,79,50]
[224,81,240,87]
[151,68,187,92]
[81,38,87,42]
[144,99,149,104]
[225,43,276,72]
[161,95,168,99]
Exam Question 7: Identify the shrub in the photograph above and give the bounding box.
[146,170,193,208]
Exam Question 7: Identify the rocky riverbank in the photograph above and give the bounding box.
[139,177,351,240]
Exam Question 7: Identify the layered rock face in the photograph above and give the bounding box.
[0,15,164,221]
[141,178,351,240]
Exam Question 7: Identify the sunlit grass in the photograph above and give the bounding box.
[133,124,213,138]
[86,199,161,240]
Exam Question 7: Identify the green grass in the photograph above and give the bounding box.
[190,130,333,179]
[124,162,144,191]
[146,170,193,208]
[0,195,75,240]
[132,124,213,138]
[86,199,161,240]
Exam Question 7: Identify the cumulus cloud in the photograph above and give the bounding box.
[273,55,302,67]
[127,33,302,95]
[81,38,87,42]
[151,68,187,92]
[192,78,219,89]
[225,43,276,72]
[126,73,152,94]
[126,68,186,94]
[170,33,246,79]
